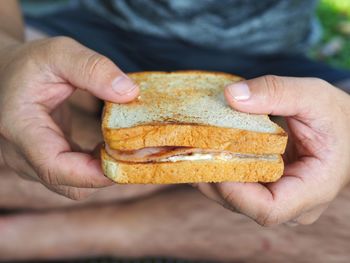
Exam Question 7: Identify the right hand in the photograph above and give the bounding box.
[196,75,350,226]
[0,37,139,200]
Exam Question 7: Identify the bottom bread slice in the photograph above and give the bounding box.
[101,148,284,184]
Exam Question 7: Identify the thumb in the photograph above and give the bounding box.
[49,37,139,103]
[224,75,330,117]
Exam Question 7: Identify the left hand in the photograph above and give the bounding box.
[0,37,139,199]
[195,75,350,226]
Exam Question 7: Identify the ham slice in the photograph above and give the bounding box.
[105,145,224,163]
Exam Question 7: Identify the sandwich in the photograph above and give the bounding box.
[101,71,287,184]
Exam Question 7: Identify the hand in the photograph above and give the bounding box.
[0,37,139,199]
[195,75,350,226]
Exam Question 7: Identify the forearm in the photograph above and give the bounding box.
[0,0,24,48]
[4,186,350,261]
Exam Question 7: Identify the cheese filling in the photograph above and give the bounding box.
[163,153,215,162]
[105,145,278,163]
[160,152,278,162]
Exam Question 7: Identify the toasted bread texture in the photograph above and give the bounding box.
[101,148,284,184]
[102,71,287,154]
[102,71,287,184]
[104,124,286,154]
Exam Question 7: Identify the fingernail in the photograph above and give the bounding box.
[226,82,251,101]
[112,75,137,95]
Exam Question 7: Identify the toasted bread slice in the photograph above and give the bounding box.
[104,124,286,154]
[101,148,284,184]
[102,71,287,154]
[102,71,287,184]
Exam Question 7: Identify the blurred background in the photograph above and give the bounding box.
[18,0,350,262]
[92,1,350,262]
[312,0,350,70]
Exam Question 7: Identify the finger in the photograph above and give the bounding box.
[45,184,98,201]
[51,151,113,187]
[194,183,226,206]
[292,203,328,225]
[263,160,331,225]
[215,182,275,226]
[47,37,139,103]
[224,75,332,117]
[284,203,328,227]
[216,173,318,226]
[14,112,113,189]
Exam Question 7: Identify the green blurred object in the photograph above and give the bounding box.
[314,0,350,69]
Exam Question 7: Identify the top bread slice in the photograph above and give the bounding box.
[102,71,287,154]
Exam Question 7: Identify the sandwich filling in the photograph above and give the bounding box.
[105,145,278,163]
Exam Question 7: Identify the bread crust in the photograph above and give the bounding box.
[127,70,242,81]
[101,148,284,184]
[103,124,287,154]
[101,71,287,184]
[102,70,243,131]
[102,71,287,154]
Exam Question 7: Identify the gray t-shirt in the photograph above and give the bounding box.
[22,0,321,55]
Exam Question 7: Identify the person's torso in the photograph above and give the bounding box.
[22,0,321,55]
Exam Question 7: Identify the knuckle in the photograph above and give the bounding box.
[255,206,280,227]
[222,189,241,210]
[262,75,282,93]
[256,213,277,227]
[37,160,93,189]
[262,75,285,112]
[82,53,113,83]
[221,189,248,214]
[38,165,59,186]
[49,185,91,201]
[66,188,91,201]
